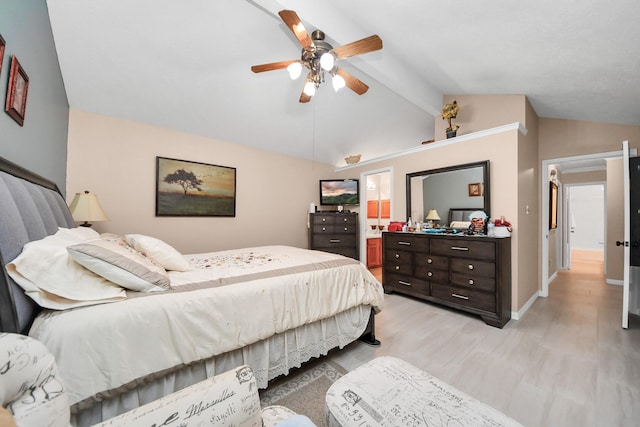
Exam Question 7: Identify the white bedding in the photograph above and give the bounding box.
[28,245,384,407]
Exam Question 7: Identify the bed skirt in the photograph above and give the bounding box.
[71,304,371,426]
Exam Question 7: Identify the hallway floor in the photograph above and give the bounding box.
[330,251,640,426]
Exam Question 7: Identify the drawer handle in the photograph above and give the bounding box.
[342,218,348,222]
[330,239,341,243]
[395,265,400,271]
[398,241,411,246]
[452,293,469,300]
[468,279,474,285]
[322,218,327,222]
[451,246,469,251]
[427,272,433,277]
[395,253,400,259]
[468,264,474,270]
[427,258,433,264]
[398,281,411,287]
[343,227,348,231]
[322,227,327,231]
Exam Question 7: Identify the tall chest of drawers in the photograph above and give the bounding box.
[382,232,511,328]
[309,212,359,260]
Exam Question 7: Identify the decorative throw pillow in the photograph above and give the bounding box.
[125,234,192,271]
[7,228,126,310]
[67,234,171,292]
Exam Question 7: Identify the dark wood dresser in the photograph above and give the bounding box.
[309,212,359,260]
[382,232,511,328]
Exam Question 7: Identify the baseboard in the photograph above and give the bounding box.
[606,278,624,286]
[547,270,558,287]
[511,291,540,321]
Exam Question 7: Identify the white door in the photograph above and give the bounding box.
[622,140,631,329]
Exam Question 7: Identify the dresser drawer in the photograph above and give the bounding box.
[383,233,429,252]
[415,254,448,270]
[327,247,358,259]
[313,234,356,248]
[384,272,430,296]
[313,214,356,226]
[450,258,495,277]
[431,285,496,313]
[430,238,496,260]
[313,223,357,234]
[414,265,448,284]
[384,250,414,276]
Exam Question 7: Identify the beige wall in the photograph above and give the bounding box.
[340,128,523,311]
[539,118,640,160]
[516,98,540,308]
[561,170,607,184]
[436,95,527,140]
[66,110,334,254]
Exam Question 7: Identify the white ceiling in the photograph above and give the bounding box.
[46,0,640,166]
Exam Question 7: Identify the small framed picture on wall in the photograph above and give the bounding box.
[5,55,29,126]
[468,182,482,197]
[0,34,5,75]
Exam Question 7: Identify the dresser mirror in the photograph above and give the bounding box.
[406,160,490,227]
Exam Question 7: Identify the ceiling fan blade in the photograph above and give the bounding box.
[333,35,383,59]
[299,91,312,103]
[278,10,314,48]
[251,60,297,73]
[336,68,369,95]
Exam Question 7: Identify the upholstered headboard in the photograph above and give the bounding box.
[447,208,479,227]
[0,156,76,333]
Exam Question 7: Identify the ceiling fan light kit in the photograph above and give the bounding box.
[251,10,382,103]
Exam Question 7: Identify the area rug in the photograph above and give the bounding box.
[259,358,347,426]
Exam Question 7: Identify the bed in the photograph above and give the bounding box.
[447,208,479,231]
[0,156,384,426]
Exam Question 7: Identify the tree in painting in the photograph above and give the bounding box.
[163,169,203,194]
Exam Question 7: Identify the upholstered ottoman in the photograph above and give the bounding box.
[325,357,523,427]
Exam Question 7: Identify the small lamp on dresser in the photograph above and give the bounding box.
[68,190,109,227]
[425,209,441,228]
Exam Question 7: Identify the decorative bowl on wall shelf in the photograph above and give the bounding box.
[344,154,361,165]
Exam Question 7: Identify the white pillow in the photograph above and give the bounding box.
[125,234,192,271]
[7,228,126,309]
[68,234,171,292]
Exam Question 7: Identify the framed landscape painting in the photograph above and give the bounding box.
[156,157,236,217]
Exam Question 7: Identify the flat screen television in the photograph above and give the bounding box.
[320,179,359,206]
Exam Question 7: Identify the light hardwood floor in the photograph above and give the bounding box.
[327,253,640,427]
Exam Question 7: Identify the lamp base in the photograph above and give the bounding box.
[79,222,93,227]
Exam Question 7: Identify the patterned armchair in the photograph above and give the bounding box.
[0,333,311,427]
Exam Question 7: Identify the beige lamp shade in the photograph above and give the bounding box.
[68,191,109,227]
[425,209,441,221]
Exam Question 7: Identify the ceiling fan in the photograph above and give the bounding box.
[251,10,383,103]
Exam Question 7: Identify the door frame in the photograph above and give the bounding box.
[359,166,394,263]
[541,150,628,297]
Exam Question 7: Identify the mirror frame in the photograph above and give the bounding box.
[406,160,491,223]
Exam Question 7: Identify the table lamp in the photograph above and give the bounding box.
[68,190,108,227]
[425,209,441,228]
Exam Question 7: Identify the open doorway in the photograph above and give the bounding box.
[563,183,606,276]
[359,167,393,280]
[541,151,621,297]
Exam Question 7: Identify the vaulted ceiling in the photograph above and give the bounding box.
[46,0,640,166]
